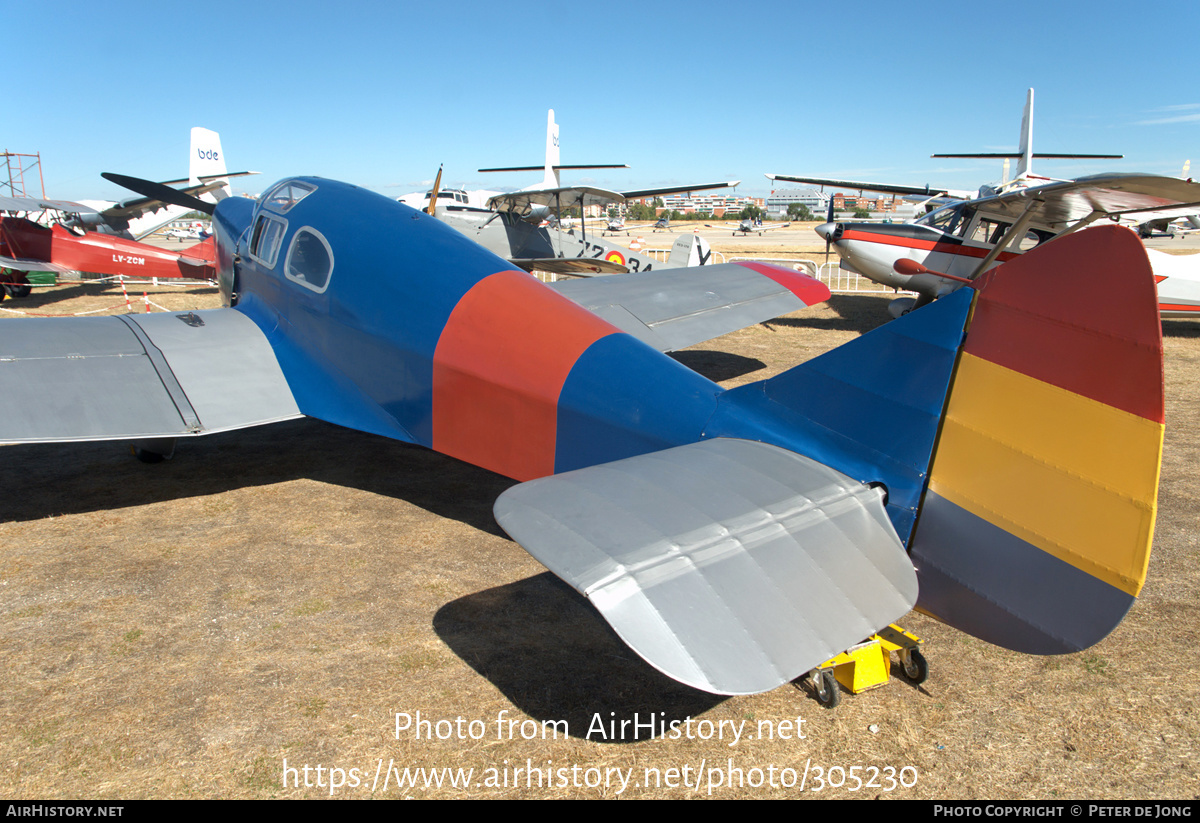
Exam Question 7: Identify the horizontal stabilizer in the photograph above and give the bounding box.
[548,261,829,351]
[495,438,918,694]
[0,309,300,443]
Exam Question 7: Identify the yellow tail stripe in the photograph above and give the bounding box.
[928,353,1162,596]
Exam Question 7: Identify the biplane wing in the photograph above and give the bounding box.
[0,195,100,215]
[487,185,625,213]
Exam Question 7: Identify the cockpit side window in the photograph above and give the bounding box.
[284,227,335,293]
[248,214,287,268]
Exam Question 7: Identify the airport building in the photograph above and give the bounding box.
[764,188,830,217]
[654,193,763,217]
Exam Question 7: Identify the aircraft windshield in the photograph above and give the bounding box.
[262,180,316,214]
[916,204,974,236]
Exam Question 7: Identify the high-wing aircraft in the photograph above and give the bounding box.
[768,88,1200,317]
[813,173,1200,318]
[425,110,737,275]
[0,173,1164,697]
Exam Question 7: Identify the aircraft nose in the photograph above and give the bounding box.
[814,222,842,243]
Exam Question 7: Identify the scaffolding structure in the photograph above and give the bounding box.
[2,151,47,200]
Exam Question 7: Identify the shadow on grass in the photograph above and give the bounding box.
[669,350,765,382]
[0,418,516,537]
[434,572,723,741]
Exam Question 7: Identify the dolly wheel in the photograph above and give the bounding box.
[814,669,840,708]
[900,650,928,685]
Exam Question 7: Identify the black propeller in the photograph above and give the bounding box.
[823,194,836,262]
[101,172,215,215]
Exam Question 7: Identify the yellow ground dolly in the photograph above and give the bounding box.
[804,625,927,708]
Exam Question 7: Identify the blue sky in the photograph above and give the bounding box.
[7,1,1197,203]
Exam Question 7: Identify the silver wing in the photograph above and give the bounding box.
[0,309,299,443]
[548,262,825,351]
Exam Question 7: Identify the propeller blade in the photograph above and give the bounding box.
[426,164,443,216]
[824,196,835,261]
[101,173,215,215]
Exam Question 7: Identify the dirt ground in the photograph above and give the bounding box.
[1,243,1198,799]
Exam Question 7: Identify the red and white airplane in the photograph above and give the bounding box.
[0,217,214,296]
[0,128,251,297]
[768,89,1200,319]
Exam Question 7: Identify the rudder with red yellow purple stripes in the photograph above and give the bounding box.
[909,225,1164,654]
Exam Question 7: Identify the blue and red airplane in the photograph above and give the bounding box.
[0,175,1164,695]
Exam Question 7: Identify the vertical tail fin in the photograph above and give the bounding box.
[910,225,1163,654]
[1015,87,1034,180]
[715,225,1163,657]
[542,109,560,189]
[189,127,229,202]
[667,233,712,267]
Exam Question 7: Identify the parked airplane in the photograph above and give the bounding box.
[770,89,1200,317]
[0,173,1164,697]
[423,110,736,274]
[0,215,215,295]
[601,216,630,235]
[162,224,206,241]
[814,174,1200,318]
[708,218,791,236]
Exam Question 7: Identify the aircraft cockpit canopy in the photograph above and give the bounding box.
[262,180,317,215]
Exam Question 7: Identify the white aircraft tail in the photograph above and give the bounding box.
[189,127,230,201]
[1015,88,1034,180]
[542,109,561,189]
[668,233,713,267]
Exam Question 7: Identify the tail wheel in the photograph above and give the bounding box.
[814,669,840,708]
[899,650,928,685]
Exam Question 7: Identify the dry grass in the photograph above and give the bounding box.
[1,272,1198,799]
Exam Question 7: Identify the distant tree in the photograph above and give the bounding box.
[627,202,656,221]
[739,204,764,221]
[787,203,815,222]
[853,208,872,219]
